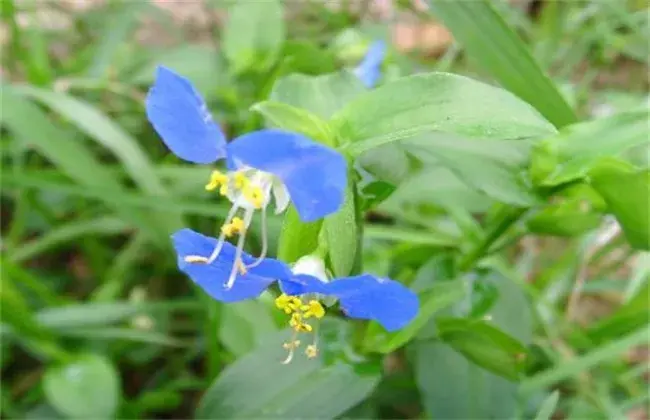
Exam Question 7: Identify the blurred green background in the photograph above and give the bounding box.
[1,0,648,419]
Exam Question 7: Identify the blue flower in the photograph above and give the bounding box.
[172,228,290,302]
[275,256,419,362]
[147,66,347,289]
[353,40,386,88]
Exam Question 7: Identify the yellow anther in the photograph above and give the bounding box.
[231,217,245,232]
[288,312,313,332]
[237,260,247,275]
[233,172,249,189]
[282,340,301,350]
[305,344,318,359]
[184,255,209,264]
[275,294,304,314]
[289,312,302,328]
[219,183,229,196]
[288,297,302,310]
[205,170,228,192]
[302,300,325,319]
[243,185,264,209]
[221,217,245,238]
[275,294,291,313]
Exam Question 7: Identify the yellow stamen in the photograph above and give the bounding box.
[221,217,245,237]
[276,295,326,363]
[305,344,318,359]
[275,294,291,312]
[234,172,248,189]
[243,185,264,208]
[289,312,302,328]
[237,260,247,275]
[205,170,228,192]
[282,340,301,350]
[302,300,325,319]
[275,294,303,314]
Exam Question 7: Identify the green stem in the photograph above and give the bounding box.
[457,207,528,272]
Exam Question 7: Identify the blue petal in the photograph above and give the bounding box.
[353,40,386,88]
[171,229,290,302]
[146,66,227,164]
[279,274,328,296]
[325,274,418,331]
[227,129,347,222]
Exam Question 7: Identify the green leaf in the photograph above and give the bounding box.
[196,332,379,419]
[271,71,366,120]
[412,341,520,419]
[358,143,411,186]
[589,159,650,249]
[379,166,492,214]
[533,391,560,420]
[277,206,323,264]
[366,281,467,353]
[527,185,605,237]
[0,274,53,342]
[364,225,458,247]
[131,45,225,96]
[333,72,556,155]
[9,217,129,263]
[436,318,527,381]
[428,0,577,128]
[43,354,121,419]
[532,111,648,186]
[527,205,602,237]
[12,85,168,196]
[0,87,166,241]
[252,100,334,146]
[34,301,197,330]
[220,300,279,357]
[521,326,650,393]
[324,178,357,277]
[223,0,285,73]
[2,171,234,223]
[587,282,649,345]
[402,133,539,206]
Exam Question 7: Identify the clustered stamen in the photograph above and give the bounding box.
[183,168,272,290]
[221,217,245,237]
[275,293,324,363]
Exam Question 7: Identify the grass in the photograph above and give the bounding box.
[1,0,648,419]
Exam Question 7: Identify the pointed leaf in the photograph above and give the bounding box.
[333,72,556,155]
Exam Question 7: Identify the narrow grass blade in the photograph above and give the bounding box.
[521,326,650,393]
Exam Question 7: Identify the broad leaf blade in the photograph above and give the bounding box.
[333,72,556,155]
[403,133,539,206]
[277,206,323,264]
[532,111,648,186]
[428,0,577,128]
[271,71,365,120]
[44,354,121,419]
[589,159,650,250]
[252,100,334,146]
[324,177,358,277]
[196,332,379,419]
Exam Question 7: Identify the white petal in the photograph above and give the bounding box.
[292,255,328,283]
[272,178,290,214]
